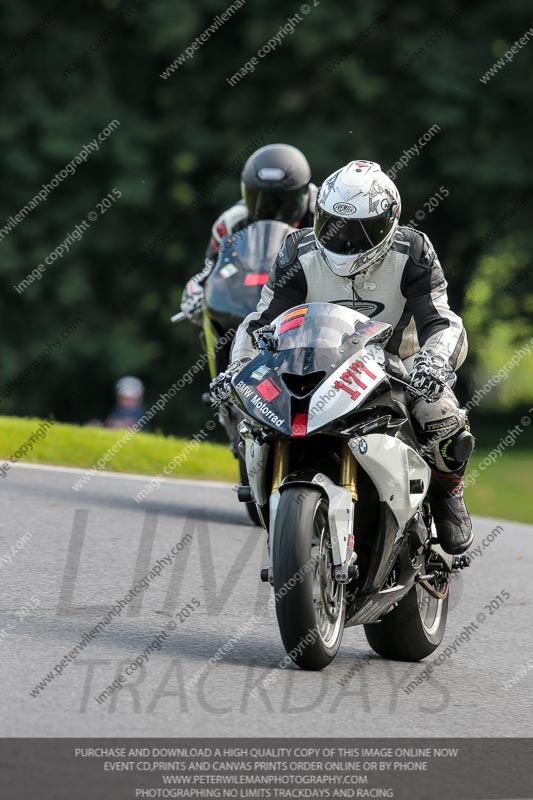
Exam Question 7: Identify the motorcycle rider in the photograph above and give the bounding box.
[213,160,474,556]
[180,143,317,324]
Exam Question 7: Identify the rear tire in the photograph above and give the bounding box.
[273,486,345,670]
[364,580,448,661]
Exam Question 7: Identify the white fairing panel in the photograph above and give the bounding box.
[245,438,270,507]
[268,474,354,568]
[269,489,281,569]
[348,433,431,527]
[314,476,354,566]
[307,354,387,434]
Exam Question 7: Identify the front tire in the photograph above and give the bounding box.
[273,486,345,670]
[364,579,448,661]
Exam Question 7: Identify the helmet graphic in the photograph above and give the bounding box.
[314,160,401,277]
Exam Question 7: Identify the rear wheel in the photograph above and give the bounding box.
[364,566,448,661]
[273,486,345,670]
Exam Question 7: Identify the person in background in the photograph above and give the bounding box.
[104,376,145,429]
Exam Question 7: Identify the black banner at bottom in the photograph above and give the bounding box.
[1,738,532,799]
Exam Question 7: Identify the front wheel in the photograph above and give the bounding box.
[273,486,345,670]
[364,574,449,662]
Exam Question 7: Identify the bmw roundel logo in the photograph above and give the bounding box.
[359,438,368,454]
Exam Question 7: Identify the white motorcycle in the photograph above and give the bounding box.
[229,302,469,669]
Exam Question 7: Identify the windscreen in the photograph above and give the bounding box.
[205,221,295,325]
[273,302,368,351]
[232,303,391,436]
[221,220,294,272]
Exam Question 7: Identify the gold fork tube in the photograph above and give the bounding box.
[340,441,358,501]
[271,440,290,493]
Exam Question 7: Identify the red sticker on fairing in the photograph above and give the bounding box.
[281,306,308,323]
[291,413,308,437]
[215,221,228,239]
[256,377,281,401]
[244,273,269,286]
[279,305,308,334]
[279,316,305,334]
[361,321,387,337]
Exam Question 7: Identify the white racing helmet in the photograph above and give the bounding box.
[314,160,401,277]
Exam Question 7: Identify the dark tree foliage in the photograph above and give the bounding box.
[0,0,530,434]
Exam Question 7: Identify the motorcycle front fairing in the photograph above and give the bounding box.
[204,220,295,334]
[203,220,294,379]
[230,302,394,438]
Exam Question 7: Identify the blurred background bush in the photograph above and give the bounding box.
[0,0,531,442]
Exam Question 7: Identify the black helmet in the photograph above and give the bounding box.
[241,143,311,224]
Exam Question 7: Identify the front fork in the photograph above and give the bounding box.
[271,440,358,497]
[202,312,218,381]
[340,441,358,501]
[271,440,290,492]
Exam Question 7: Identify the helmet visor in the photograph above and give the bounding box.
[243,186,308,223]
[315,207,396,255]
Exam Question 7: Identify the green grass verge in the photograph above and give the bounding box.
[0,416,530,523]
[465,449,532,524]
[0,416,238,483]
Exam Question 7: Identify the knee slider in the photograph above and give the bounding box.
[441,429,475,465]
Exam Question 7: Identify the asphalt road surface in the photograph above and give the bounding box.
[1,462,532,737]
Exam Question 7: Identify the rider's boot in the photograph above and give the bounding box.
[428,464,473,555]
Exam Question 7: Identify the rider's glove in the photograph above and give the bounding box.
[180,278,204,323]
[209,359,250,407]
[252,323,277,351]
[408,349,450,403]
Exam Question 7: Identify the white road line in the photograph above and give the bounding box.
[10,461,235,490]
